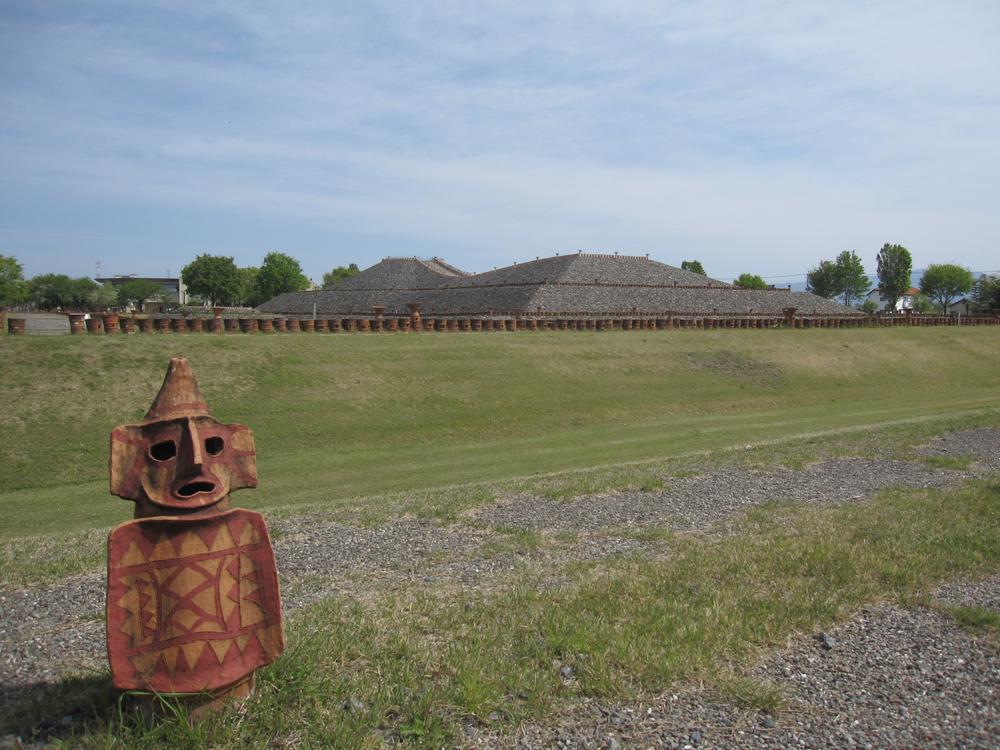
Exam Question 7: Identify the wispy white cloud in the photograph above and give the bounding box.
[2,1,999,279]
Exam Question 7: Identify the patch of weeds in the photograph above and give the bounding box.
[526,467,670,501]
[665,468,701,479]
[488,526,542,552]
[0,528,106,589]
[713,675,785,714]
[917,455,976,471]
[945,604,1000,635]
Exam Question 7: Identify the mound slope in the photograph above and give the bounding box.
[258,253,855,316]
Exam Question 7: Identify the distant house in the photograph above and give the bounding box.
[948,298,973,315]
[865,286,920,312]
[96,276,188,305]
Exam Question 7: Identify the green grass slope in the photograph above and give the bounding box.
[1,328,998,539]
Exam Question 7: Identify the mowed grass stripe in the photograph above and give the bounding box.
[2,398,998,541]
[1,329,997,538]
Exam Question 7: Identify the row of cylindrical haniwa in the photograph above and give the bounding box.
[4,311,998,335]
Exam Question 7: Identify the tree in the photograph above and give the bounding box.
[733,273,768,289]
[973,274,1000,312]
[733,273,767,289]
[834,250,870,307]
[91,282,119,310]
[681,260,706,275]
[0,255,28,309]
[68,277,99,309]
[181,254,243,306]
[238,267,262,307]
[875,243,912,312]
[28,273,75,309]
[117,279,164,311]
[806,260,840,299]
[919,263,974,313]
[256,251,308,302]
[860,299,878,314]
[910,293,933,313]
[322,263,360,288]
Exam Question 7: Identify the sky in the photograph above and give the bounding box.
[2,1,999,285]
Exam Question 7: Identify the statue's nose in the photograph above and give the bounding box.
[174,419,216,499]
[179,418,205,469]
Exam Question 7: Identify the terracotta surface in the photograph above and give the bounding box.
[107,509,283,693]
[106,357,283,700]
[102,313,120,334]
[109,360,257,518]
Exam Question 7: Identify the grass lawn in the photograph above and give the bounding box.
[1,327,999,539]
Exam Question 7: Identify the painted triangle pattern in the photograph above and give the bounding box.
[107,509,284,693]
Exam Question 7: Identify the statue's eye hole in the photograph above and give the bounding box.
[205,436,224,456]
[149,440,177,461]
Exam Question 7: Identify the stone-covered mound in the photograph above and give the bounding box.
[335,257,468,290]
[259,253,857,317]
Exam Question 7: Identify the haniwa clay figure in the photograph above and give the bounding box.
[106,357,284,703]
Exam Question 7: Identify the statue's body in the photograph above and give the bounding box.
[106,358,284,698]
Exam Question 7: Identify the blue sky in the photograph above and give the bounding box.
[3,1,999,284]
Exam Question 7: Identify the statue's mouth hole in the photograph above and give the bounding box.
[177,481,216,498]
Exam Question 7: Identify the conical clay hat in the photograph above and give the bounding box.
[143,357,211,421]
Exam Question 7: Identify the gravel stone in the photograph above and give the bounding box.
[476,458,966,533]
[934,574,1000,613]
[817,632,837,651]
[0,576,106,686]
[918,428,1000,474]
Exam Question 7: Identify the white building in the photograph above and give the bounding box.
[865,286,920,312]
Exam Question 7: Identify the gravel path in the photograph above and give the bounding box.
[471,578,1000,749]
[1,455,970,691]
[934,573,1000,613]
[1,428,997,743]
[918,427,1000,474]
[0,576,106,685]
[475,458,966,533]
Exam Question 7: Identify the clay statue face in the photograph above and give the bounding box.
[110,358,257,516]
